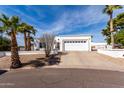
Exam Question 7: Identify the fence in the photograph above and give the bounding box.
[97,49,124,58]
[0,51,45,57]
[0,52,6,58]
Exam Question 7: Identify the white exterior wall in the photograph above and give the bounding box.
[98,49,124,58]
[34,35,92,52]
[55,35,91,51]
[91,42,107,50]
[0,51,45,56]
[0,52,5,57]
[34,39,40,50]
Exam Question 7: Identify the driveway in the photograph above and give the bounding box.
[53,51,124,72]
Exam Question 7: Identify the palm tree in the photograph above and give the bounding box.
[27,25,36,51]
[0,28,3,38]
[103,5,122,48]
[19,23,36,51]
[102,26,111,44]
[0,14,22,68]
[0,28,3,50]
[19,23,29,51]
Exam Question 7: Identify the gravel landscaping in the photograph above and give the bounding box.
[0,54,61,69]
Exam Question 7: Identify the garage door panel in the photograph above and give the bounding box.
[64,40,89,51]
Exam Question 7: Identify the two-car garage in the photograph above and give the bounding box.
[64,40,89,51]
[55,35,92,52]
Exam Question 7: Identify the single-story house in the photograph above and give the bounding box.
[34,34,92,52]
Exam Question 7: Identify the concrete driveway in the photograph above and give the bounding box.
[53,51,124,72]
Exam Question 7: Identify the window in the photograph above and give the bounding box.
[40,42,46,48]
[56,42,60,50]
[84,41,86,43]
[81,41,83,43]
[39,43,42,48]
[80,40,87,43]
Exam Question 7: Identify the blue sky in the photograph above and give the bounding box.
[0,5,124,45]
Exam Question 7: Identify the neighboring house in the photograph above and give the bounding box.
[33,39,41,50]
[34,34,92,52]
[91,42,107,51]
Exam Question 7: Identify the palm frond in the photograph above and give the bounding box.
[1,14,9,21]
[112,5,123,10]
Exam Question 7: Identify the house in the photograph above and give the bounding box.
[91,42,107,51]
[34,34,92,52]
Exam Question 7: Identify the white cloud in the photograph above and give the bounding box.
[37,5,124,36]
[36,6,108,35]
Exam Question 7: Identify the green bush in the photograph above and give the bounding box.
[0,36,11,51]
[114,30,124,46]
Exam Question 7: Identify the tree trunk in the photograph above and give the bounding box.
[0,32,3,51]
[110,13,114,49]
[29,37,31,50]
[45,50,50,57]
[27,32,31,51]
[111,32,114,49]
[10,31,22,69]
[45,53,49,57]
[24,31,27,51]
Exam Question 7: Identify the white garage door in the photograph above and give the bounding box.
[64,40,89,51]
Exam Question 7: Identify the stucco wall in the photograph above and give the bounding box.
[55,35,92,51]
[0,52,6,58]
[97,49,124,58]
[34,35,92,51]
[0,51,45,57]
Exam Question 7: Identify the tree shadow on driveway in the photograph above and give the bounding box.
[58,52,68,56]
[0,70,7,75]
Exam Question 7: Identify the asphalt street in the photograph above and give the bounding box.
[0,68,124,88]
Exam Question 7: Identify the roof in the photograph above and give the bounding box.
[34,34,92,40]
[56,34,92,37]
